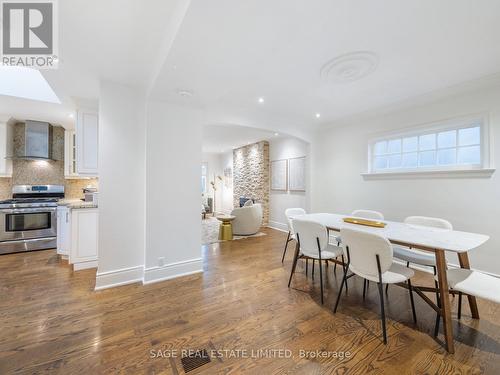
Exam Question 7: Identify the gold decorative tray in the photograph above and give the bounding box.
[343,217,387,228]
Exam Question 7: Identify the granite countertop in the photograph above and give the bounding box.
[58,199,98,209]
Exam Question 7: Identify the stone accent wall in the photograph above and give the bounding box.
[233,141,270,225]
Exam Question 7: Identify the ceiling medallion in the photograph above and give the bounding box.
[320,51,379,83]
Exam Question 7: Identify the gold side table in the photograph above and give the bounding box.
[217,215,236,241]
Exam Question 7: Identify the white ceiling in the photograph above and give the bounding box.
[203,125,278,153]
[2,0,500,134]
[151,0,500,132]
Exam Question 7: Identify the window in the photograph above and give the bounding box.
[368,116,490,175]
[201,163,208,193]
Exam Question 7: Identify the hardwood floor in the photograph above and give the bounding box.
[1,228,499,374]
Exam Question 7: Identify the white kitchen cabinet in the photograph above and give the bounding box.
[70,208,98,270]
[0,122,13,177]
[76,110,98,176]
[56,206,71,258]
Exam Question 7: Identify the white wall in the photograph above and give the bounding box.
[144,102,203,283]
[311,84,500,276]
[268,137,310,231]
[96,81,146,289]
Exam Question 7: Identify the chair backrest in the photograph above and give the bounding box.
[404,216,452,230]
[285,208,306,233]
[292,219,328,258]
[351,209,384,221]
[340,227,393,278]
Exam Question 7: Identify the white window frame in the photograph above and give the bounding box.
[363,114,495,179]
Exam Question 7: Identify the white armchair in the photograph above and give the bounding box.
[231,203,263,235]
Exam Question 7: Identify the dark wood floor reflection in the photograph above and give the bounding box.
[1,228,499,374]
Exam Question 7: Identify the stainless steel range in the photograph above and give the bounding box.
[0,185,64,255]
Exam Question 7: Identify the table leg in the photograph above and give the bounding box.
[436,249,454,353]
[457,252,480,319]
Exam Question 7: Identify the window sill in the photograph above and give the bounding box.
[361,168,496,180]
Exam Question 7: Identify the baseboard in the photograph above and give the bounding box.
[143,258,203,285]
[73,260,98,271]
[95,265,144,290]
[267,221,288,233]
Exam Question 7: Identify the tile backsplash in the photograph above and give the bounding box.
[0,177,99,200]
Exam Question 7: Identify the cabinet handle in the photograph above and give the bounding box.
[66,212,69,223]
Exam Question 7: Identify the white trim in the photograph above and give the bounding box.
[267,221,288,232]
[362,168,495,180]
[143,258,203,285]
[95,265,144,290]
[73,260,98,271]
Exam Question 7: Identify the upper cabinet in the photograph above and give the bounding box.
[76,109,98,176]
[0,122,13,177]
[64,130,78,178]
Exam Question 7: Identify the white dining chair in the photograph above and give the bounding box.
[389,216,452,294]
[288,219,343,304]
[351,210,385,221]
[394,216,452,269]
[334,227,417,344]
[349,210,385,296]
[282,208,306,263]
[435,269,500,332]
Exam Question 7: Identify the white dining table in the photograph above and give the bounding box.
[295,213,490,353]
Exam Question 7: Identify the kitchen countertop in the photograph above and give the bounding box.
[57,199,98,209]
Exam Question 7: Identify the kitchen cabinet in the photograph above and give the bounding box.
[69,208,98,270]
[76,110,98,176]
[56,206,71,258]
[64,130,78,178]
[0,122,13,177]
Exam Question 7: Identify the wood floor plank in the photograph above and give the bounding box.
[0,228,499,374]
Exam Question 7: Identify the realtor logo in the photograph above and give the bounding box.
[1,0,58,68]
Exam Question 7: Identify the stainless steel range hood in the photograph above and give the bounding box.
[13,120,54,160]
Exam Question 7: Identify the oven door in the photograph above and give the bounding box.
[0,207,57,242]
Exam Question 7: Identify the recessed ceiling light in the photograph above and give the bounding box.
[315,113,321,118]
[68,113,74,119]
[274,132,279,136]
[258,97,264,103]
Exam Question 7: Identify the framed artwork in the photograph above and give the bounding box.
[288,156,306,191]
[271,159,288,191]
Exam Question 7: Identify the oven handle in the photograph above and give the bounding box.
[0,207,57,214]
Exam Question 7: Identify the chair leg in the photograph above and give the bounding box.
[434,282,441,337]
[458,292,463,320]
[334,258,337,274]
[406,261,410,268]
[385,283,389,294]
[281,231,291,263]
[306,259,308,276]
[319,258,324,305]
[407,279,417,324]
[377,282,388,344]
[334,263,348,313]
[287,244,300,288]
[341,254,348,294]
[363,279,367,299]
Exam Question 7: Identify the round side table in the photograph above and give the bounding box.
[217,215,236,241]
